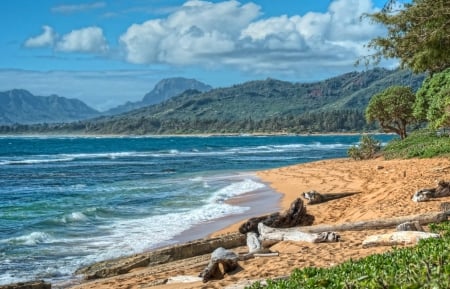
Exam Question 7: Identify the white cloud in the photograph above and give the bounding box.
[24,26,56,48]
[51,2,106,14]
[120,0,385,76]
[120,0,260,65]
[56,27,109,53]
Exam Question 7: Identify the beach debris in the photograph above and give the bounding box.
[239,198,314,234]
[246,232,262,254]
[440,202,450,213]
[295,211,448,233]
[301,190,359,205]
[362,231,440,248]
[76,232,245,280]
[0,280,51,289]
[166,275,203,284]
[412,180,450,202]
[199,247,239,283]
[396,221,424,232]
[257,223,340,243]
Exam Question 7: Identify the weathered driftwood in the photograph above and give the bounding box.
[239,198,314,234]
[258,223,340,243]
[246,232,262,254]
[440,202,450,213]
[396,221,424,232]
[412,180,450,202]
[0,280,51,289]
[76,232,245,280]
[301,190,359,205]
[297,211,448,234]
[362,231,440,248]
[199,247,239,283]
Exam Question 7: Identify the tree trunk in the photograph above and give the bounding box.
[297,212,448,234]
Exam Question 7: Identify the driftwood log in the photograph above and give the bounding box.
[199,247,239,283]
[412,180,450,202]
[362,231,440,248]
[296,211,448,234]
[301,190,359,205]
[239,198,314,234]
[258,223,340,243]
[441,202,450,213]
[396,221,424,232]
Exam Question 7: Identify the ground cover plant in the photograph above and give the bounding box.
[383,129,450,159]
[247,222,450,289]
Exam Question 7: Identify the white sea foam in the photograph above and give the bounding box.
[61,212,90,223]
[0,157,74,165]
[209,178,265,203]
[2,231,52,246]
[50,178,264,265]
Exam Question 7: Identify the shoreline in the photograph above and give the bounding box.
[0,132,390,138]
[70,157,450,289]
[167,176,281,245]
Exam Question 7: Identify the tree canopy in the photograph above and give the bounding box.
[414,68,450,129]
[364,0,450,74]
[366,86,417,139]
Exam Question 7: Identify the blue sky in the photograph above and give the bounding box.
[0,0,391,111]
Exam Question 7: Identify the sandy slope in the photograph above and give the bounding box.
[70,157,450,289]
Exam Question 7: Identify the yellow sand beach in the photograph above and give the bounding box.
[70,157,450,289]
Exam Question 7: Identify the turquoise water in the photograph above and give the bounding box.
[0,135,393,286]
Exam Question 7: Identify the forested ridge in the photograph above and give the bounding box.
[0,68,425,135]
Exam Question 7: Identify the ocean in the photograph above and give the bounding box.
[0,134,393,286]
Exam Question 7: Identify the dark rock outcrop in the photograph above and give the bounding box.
[0,280,51,289]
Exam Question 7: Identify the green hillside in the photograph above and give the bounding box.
[0,68,425,135]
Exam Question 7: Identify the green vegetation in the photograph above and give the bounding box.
[363,0,450,74]
[247,221,450,289]
[366,86,417,139]
[414,68,450,129]
[383,129,450,159]
[0,69,424,135]
[347,135,381,160]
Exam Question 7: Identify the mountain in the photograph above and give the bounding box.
[104,77,212,115]
[1,68,425,134]
[0,89,100,124]
[68,68,424,134]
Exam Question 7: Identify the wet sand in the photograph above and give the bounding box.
[69,157,450,289]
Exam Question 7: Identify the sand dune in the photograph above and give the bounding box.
[70,157,450,289]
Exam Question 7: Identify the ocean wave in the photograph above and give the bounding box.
[0,157,74,166]
[0,142,351,166]
[209,178,266,203]
[1,231,52,246]
[61,212,90,223]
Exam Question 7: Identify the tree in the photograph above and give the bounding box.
[363,0,450,74]
[366,86,416,139]
[414,68,450,129]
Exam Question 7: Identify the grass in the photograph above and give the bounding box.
[247,222,450,289]
[382,129,450,159]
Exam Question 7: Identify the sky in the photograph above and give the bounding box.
[0,0,393,111]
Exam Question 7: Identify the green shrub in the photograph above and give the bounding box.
[383,129,450,159]
[347,135,381,160]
